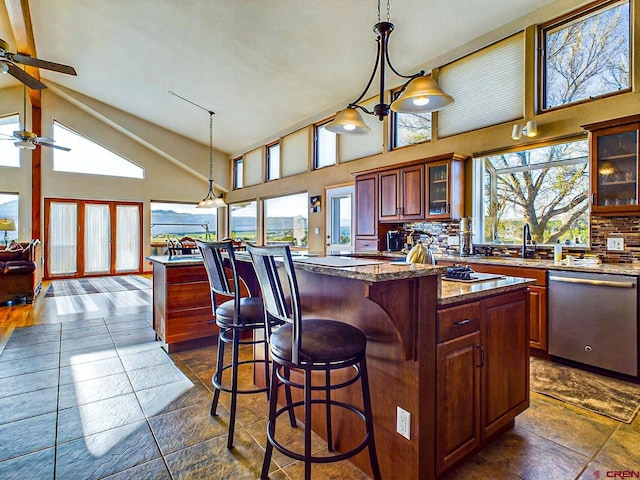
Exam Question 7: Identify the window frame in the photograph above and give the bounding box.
[0,114,21,168]
[390,86,433,150]
[263,191,309,249]
[266,141,281,181]
[229,200,258,243]
[232,157,244,190]
[313,119,337,170]
[537,0,631,113]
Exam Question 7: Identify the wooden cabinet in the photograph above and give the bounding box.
[426,154,466,220]
[480,291,529,439]
[436,290,529,475]
[444,261,548,352]
[379,164,425,222]
[582,114,640,215]
[355,173,379,238]
[436,303,481,475]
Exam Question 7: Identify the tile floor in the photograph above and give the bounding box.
[0,288,639,479]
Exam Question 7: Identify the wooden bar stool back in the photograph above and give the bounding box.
[196,240,269,449]
[247,244,381,480]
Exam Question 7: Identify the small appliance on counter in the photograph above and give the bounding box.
[386,230,405,251]
[459,217,474,256]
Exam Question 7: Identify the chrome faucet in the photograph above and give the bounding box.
[522,223,536,258]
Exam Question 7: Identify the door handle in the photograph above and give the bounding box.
[476,345,485,368]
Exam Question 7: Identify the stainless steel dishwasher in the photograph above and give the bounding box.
[548,270,638,376]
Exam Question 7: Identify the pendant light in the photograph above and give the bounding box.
[169,91,226,208]
[326,0,454,135]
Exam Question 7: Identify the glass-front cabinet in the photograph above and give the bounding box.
[583,115,640,215]
[425,154,467,220]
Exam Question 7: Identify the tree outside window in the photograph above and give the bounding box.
[542,0,630,110]
[480,141,589,246]
[393,111,432,148]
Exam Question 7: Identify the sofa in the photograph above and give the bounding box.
[0,239,42,304]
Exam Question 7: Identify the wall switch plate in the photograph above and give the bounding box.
[607,237,624,251]
[396,406,411,439]
[447,235,460,246]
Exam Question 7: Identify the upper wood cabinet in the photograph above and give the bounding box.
[379,164,425,222]
[355,172,379,239]
[582,114,640,215]
[426,155,466,220]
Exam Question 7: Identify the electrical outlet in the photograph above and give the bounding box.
[447,235,460,246]
[607,237,625,251]
[396,406,411,439]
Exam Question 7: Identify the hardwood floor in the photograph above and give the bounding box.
[0,281,639,479]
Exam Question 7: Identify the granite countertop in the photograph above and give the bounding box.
[439,275,536,306]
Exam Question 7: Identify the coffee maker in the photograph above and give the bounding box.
[386,230,405,251]
[459,217,474,256]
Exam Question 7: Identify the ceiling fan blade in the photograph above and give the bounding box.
[35,136,55,143]
[6,63,47,89]
[37,140,71,152]
[11,54,77,76]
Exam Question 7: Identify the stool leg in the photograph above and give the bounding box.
[284,366,297,428]
[227,327,241,449]
[325,367,334,452]
[260,360,280,480]
[304,367,312,480]
[360,358,382,480]
[262,332,270,401]
[210,329,226,416]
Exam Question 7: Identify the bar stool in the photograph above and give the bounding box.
[196,240,270,449]
[246,244,381,480]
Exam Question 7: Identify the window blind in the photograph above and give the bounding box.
[438,32,524,138]
[339,96,383,162]
[281,127,310,177]
[243,147,263,187]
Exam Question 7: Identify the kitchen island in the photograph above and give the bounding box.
[147,254,533,478]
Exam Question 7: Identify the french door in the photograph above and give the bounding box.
[45,198,143,278]
[325,185,354,255]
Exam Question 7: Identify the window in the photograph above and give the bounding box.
[439,33,524,137]
[264,193,308,248]
[476,140,589,246]
[52,122,144,178]
[230,201,257,242]
[541,0,630,110]
[150,202,216,248]
[0,193,19,245]
[0,115,21,168]
[314,121,336,169]
[232,157,243,189]
[393,110,432,149]
[266,142,280,181]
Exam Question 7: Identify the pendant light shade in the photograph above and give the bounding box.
[390,76,454,113]
[325,107,372,135]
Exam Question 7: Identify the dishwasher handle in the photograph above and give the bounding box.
[549,275,636,288]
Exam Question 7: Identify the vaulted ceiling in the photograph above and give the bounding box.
[1,0,558,156]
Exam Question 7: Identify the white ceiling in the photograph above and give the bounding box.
[1,0,557,156]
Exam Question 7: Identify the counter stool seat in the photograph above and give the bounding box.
[247,244,381,480]
[197,240,270,450]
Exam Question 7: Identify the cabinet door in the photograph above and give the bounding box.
[379,169,400,221]
[480,291,529,440]
[400,164,425,220]
[355,173,378,238]
[436,332,481,475]
[589,121,640,214]
[528,285,547,351]
[426,161,450,218]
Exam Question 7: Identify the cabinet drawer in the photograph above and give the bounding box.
[166,265,208,283]
[355,239,379,251]
[165,306,218,344]
[438,302,480,343]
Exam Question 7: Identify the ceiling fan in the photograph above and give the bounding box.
[0,38,77,90]
[0,86,71,151]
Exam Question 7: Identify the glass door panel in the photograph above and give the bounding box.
[84,204,111,274]
[325,185,354,255]
[428,163,449,216]
[596,130,638,208]
[49,202,78,276]
[116,205,140,272]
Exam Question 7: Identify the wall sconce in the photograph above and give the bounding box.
[511,120,538,140]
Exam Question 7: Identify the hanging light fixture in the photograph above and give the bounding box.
[169,91,226,208]
[326,0,454,135]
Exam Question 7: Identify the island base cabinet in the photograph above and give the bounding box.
[436,290,530,476]
[481,291,530,439]
[436,331,481,475]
